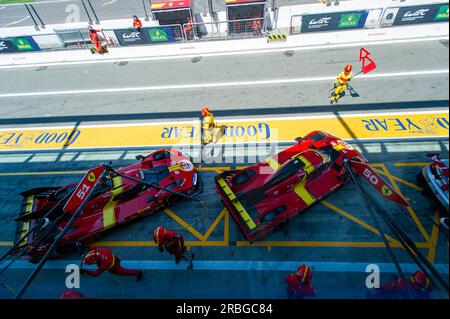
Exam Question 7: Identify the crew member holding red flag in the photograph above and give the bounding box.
[330,64,353,104]
[284,265,316,298]
[81,247,143,281]
[153,226,187,264]
[88,26,106,54]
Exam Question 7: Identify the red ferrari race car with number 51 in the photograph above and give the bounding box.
[13,149,200,262]
[215,131,407,241]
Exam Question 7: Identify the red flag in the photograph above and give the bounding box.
[359,48,377,74]
[349,160,409,207]
[63,166,105,213]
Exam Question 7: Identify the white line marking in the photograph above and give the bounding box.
[0,35,448,69]
[0,7,6,11]
[102,0,117,7]
[0,69,447,98]
[1,16,30,28]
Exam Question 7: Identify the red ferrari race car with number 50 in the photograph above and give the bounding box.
[14,149,200,262]
[215,131,407,241]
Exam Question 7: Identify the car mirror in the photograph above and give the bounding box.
[295,137,303,142]
[136,155,145,161]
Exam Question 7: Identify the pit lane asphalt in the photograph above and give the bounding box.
[0,0,319,28]
[0,140,448,299]
[0,38,448,122]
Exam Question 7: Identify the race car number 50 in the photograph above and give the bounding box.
[363,168,379,185]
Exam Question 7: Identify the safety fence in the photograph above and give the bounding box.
[0,18,267,53]
[0,3,448,54]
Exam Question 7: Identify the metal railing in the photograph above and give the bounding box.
[182,17,266,42]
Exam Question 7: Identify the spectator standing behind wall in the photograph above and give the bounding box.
[133,15,143,31]
[184,18,194,41]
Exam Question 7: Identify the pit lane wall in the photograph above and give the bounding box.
[0,110,448,152]
[0,0,448,54]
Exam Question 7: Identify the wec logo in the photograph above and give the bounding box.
[404,9,429,17]
[123,32,141,39]
[0,41,5,47]
[309,17,331,25]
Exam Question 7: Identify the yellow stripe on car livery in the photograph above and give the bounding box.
[217,177,256,230]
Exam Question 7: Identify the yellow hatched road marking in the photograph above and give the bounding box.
[236,241,430,248]
[203,208,227,242]
[163,208,206,241]
[378,164,431,243]
[321,200,401,245]
[394,163,429,167]
[427,210,441,263]
[372,167,424,191]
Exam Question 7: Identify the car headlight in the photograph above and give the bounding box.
[192,173,198,186]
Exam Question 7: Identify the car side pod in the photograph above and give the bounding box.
[215,171,259,241]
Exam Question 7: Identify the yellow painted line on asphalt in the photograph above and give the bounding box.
[203,208,226,242]
[378,164,432,243]
[93,241,228,247]
[427,210,441,264]
[163,208,206,241]
[394,163,429,167]
[236,241,430,248]
[321,200,401,245]
[372,167,424,191]
[0,111,448,151]
[0,242,13,246]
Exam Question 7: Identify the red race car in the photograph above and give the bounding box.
[215,131,369,241]
[14,149,199,262]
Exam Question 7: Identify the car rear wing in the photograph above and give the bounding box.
[215,171,259,241]
[14,194,37,249]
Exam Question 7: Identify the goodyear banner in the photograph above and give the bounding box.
[0,36,40,54]
[0,111,448,152]
[114,27,178,46]
[393,3,449,25]
[300,11,369,33]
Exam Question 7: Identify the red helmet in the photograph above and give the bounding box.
[410,270,433,290]
[153,226,167,245]
[344,64,352,74]
[83,249,99,265]
[296,265,312,284]
[201,107,210,117]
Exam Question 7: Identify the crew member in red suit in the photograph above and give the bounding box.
[284,264,316,298]
[81,247,143,281]
[368,270,433,299]
[88,25,104,54]
[132,15,142,31]
[60,289,86,299]
[153,226,186,264]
